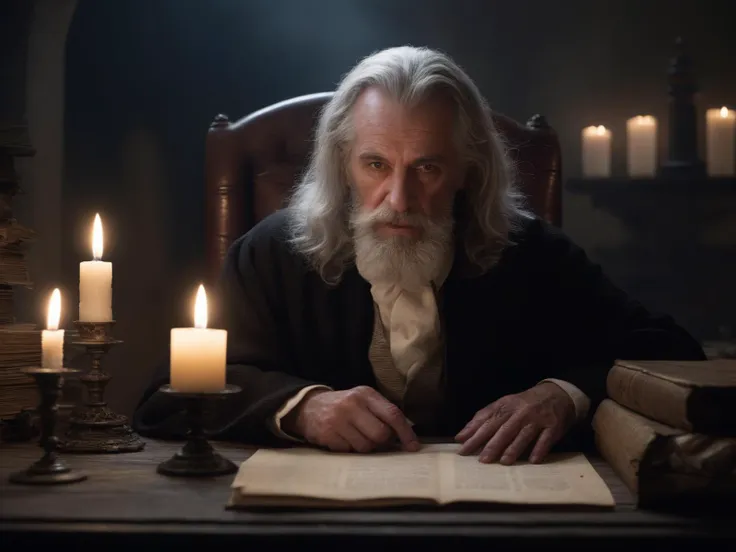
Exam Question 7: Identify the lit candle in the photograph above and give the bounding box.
[706,107,735,176]
[170,285,226,392]
[79,213,113,322]
[582,125,612,178]
[626,115,657,177]
[42,288,64,369]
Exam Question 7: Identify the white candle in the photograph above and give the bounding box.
[79,213,113,322]
[170,285,227,392]
[626,115,657,177]
[706,107,735,176]
[582,125,612,178]
[42,288,64,369]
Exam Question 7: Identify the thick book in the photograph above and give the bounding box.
[592,399,736,508]
[606,359,736,434]
[228,443,615,509]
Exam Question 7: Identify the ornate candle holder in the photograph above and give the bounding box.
[156,383,241,477]
[9,367,87,485]
[61,321,145,453]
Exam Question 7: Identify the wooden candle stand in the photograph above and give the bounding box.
[60,321,145,454]
[156,384,241,477]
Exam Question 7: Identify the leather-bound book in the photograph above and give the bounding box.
[592,399,736,509]
[606,359,736,435]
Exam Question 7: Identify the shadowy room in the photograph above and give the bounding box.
[1,0,735,547]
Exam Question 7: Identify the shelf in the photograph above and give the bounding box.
[566,176,736,234]
[567,176,736,194]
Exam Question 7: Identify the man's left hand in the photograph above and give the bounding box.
[454,382,576,465]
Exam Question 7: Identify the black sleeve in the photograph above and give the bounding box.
[538,221,706,415]
[131,231,322,445]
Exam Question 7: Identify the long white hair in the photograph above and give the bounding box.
[286,46,531,284]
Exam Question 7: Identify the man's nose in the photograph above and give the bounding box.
[387,170,410,213]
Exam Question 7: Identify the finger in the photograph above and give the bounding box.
[364,395,420,452]
[324,433,353,453]
[351,410,393,446]
[499,424,540,465]
[338,423,375,453]
[478,412,526,463]
[458,411,509,456]
[455,407,494,442]
[529,427,561,463]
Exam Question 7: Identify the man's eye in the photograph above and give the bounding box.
[369,161,385,170]
[417,164,438,174]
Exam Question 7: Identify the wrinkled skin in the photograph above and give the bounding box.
[283,386,420,453]
[455,382,576,464]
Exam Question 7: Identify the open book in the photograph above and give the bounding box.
[228,443,615,508]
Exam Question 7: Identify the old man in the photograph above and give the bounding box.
[133,46,704,464]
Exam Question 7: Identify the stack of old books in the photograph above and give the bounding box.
[593,358,736,509]
[0,128,82,443]
[0,323,41,420]
[0,129,42,439]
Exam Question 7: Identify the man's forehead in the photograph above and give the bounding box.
[350,87,456,144]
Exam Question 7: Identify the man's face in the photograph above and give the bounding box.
[347,87,465,288]
[348,87,464,236]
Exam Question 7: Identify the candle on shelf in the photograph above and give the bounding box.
[581,125,612,178]
[79,213,113,322]
[170,284,226,393]
[706,107,735,176]
[42,288,64,369]
[626,115,657,177]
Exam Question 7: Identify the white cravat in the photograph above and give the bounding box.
[370,282,442,396]
[358,249,456,427]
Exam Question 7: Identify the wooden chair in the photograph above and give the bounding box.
[204,92,562,284]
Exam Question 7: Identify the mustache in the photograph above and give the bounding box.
[349,203,432,232]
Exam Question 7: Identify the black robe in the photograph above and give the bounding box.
[132,209,705,448]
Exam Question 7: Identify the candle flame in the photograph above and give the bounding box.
[194,284,207,329]
[47,288,61,331]
[92,213,104,260]
[595,125,607,135]
[635,115,655,124]
[721,106,730,118]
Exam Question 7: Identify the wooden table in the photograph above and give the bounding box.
[1,440,733,548]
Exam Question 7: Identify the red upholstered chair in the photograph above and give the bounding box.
[204,92,562,284]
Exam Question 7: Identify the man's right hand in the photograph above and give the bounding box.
[282,386,420,453]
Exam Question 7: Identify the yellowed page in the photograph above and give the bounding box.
[231,446,441,503]
[436,443,615,507]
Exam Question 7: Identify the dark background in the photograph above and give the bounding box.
[3,0,735,416]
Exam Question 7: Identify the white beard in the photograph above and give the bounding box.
[350,200,454,291]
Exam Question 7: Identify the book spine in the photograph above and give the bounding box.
[606,364,693,432]
[593,399,648,494]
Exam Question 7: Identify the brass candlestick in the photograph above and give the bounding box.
[9,367,87,485]
[61,321,145,453]
[156,384,241,477]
